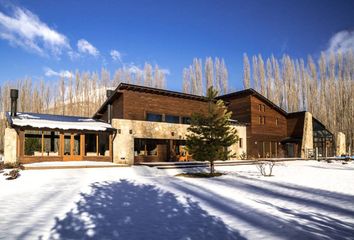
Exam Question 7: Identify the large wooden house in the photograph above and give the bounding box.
[3,83,336,165]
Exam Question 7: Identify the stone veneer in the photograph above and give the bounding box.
[336,132,346,156]
[4,127,18,164]
[111,119,247,165]
[301,112,313,159]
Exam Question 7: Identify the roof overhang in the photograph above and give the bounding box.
[6,112,115,132]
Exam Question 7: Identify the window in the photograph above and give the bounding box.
[25,130,60,156]
[85,133,97,156]
[43,131,60,156]
[146,140,158,156]
[259,116,266,125]
[98,132,110,156]
[275,118,279,126]
[146,113,163,122]
[134,138,158,156]
[239,138,243,148]
[73,133,81,155]
[63,133,71,155]
[24,130,42,156]
[134,139,146,156]
[181,116,191,124]
[165,115,180,124]
[259,104,265,112]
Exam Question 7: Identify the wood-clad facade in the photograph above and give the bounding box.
[96,85,209,122]
[219,89,334,158]
[220,91,288,158]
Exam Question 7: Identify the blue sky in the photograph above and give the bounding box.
[0,0,354,91]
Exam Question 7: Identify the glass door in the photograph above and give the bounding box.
[63,133,83,161]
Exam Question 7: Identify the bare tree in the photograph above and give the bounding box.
[144,63,153,87]
[205,57,214,92]
[243,53,251,89]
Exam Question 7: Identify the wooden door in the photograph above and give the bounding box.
[62,133,83,161]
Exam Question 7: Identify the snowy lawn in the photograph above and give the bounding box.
[1,160,353,240]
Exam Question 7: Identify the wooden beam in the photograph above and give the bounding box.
[96,134,99,156]
[41,131,44,156]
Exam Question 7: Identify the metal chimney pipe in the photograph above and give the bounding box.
[10,89,18,117]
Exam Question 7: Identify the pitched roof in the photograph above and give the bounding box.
[6,112,114,132]
[93,83,207,118]
[218,88,288,116]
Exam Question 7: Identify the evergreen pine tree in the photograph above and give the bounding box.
[186,87,239,175]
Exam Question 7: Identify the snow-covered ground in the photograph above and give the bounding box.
[1,160,353,240]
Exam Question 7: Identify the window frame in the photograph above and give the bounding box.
[165,114,180,124]
[146,112,163,122]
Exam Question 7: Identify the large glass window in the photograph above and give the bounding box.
[98,132,110,156]
[85,133,97,156]
[134,139,146,156]
[43,131,60,156]
[73,134,81,155]
[146,113,163,122]
[146,140,158,156]
[165,115,180,124]
[24,130,42,156]
[134,138,158,156]
[64,133,71,156]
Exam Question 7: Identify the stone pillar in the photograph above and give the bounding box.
[301,112,313,159]
[112,120,134,165]
[336,132,346,156]
[228,126,247,159]
[4,127,18,165]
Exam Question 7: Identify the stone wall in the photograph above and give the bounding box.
[336,132,346,156]
[301,112,313,159]
[4,127,18,164]
[111,119,246,164]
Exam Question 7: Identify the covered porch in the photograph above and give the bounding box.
[6,112,116,164]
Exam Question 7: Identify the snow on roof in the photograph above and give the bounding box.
[6,112,114,132]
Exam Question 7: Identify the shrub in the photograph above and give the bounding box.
[239,152,247,160]
[3,162,23,169]
[4,169,20,180]
[256,161,275,177]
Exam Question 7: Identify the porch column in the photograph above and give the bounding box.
[336,132,346,156]
[4,127,18,165]
[112,119,134,165]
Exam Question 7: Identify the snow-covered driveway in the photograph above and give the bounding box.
[0,161,353,240]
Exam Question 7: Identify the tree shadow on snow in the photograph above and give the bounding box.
[48,179,244,240]
[168,176,354,240]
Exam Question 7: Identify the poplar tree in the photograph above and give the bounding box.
[243,53,251,89]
